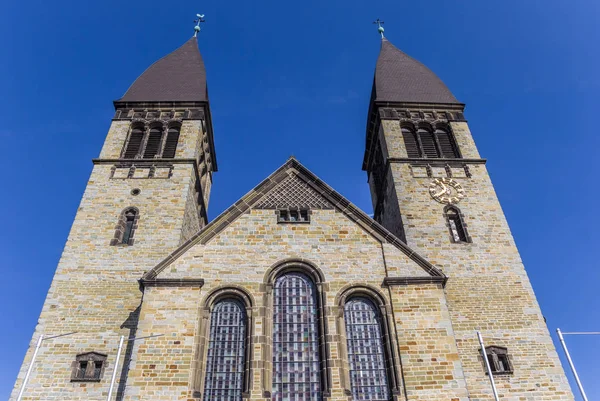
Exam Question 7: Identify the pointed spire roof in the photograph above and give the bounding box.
[373,38,460,104]
[118,36,208,103]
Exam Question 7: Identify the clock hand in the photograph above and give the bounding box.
[433,183,447,197]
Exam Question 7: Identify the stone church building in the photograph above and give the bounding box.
[12,27,574,401]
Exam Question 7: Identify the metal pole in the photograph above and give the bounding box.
[557,328,589,401]
[477,331,500,401]
[16,334,44,401]
[107,335,125,401]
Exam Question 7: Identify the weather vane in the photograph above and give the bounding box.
[194,14,205,37]
[373,19,385,38]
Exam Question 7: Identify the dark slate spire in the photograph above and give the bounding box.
[373,38,460,104]
[118,36,208,102]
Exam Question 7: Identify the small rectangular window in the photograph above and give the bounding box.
[72,352,107,381]
[278,209,310,223]
[93,361,103,379]
[77,361,88,379]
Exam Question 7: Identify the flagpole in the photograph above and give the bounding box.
[477,331,500,401]
[557,328,588,401]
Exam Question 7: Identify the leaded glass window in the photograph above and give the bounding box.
[344,298,390,401]
[204,299,247,401]
[272,273,322,401]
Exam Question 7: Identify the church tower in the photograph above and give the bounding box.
[363,32,573,399]
[11,34,216,400]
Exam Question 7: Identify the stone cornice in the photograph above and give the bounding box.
[383,276,448,287]
[387,157,487,166]
[139,278,205,288]
[93,158,208,225]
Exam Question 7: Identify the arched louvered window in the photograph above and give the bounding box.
[401,127,421,158]
[111,207,139,246]
[418,128,438,158]
[435,128,459,158]
[445,206,470,243]
[123,127,144,158]
[272,273,322,401]
[344,297,390,401]
[204,299,248,401]
[143,127,162,158]
[162,126,180,158]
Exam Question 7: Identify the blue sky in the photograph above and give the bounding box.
[1,0,599,399]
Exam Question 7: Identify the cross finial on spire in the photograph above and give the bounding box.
[373,19,385,38]
[194,14,205,37]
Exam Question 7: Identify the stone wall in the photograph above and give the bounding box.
[376,118,574,400]
[10,118,209,400]
[124,209,469,400]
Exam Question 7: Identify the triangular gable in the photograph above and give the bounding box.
[141,157,446,285]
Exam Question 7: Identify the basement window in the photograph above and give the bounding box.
[71,352,107,382]
[484,346,513,375]
[277,209,310,223]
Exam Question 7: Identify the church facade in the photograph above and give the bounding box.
[11,29,575,401]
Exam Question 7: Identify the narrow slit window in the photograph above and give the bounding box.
[162,127,180,158]
[123,127,144,158]
[112,208,138,246]
[143,127,162,158]
[122,210,136,244]
[344,297,391,401]
[446,207,469,243]
[203,299,247,401]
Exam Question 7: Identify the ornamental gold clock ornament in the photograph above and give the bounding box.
[429,178,465,204]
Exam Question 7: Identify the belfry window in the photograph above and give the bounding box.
[484,346,513,375]
[401,125,460,159]
[445,206,470,243]
[272,273,322,401]
[203,299,248,401]
[162,127,181,158]
[344,297,391,401]
[123,126,144,158]
[111,207,139,246]
[122,124,180,159]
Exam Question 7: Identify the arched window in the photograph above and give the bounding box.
[401,127,421,158]
[110,207,139,246]
[272,273,322,401]
[123,126,144,158]
[143,127,162,158]
[401,124,461,159]
[435,128,459,158]
[418,128,438,158]
[162,126,180,158]
[445,206,470,243]
[344,297,390,401]
[203,299,248,401]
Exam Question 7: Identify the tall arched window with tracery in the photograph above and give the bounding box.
[272,273,322,401]
[203,299,248,401]
[344,297,390,401]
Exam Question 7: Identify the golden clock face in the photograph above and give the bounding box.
[429,178,465,204]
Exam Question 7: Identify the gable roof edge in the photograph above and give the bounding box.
[141,158,446,281]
